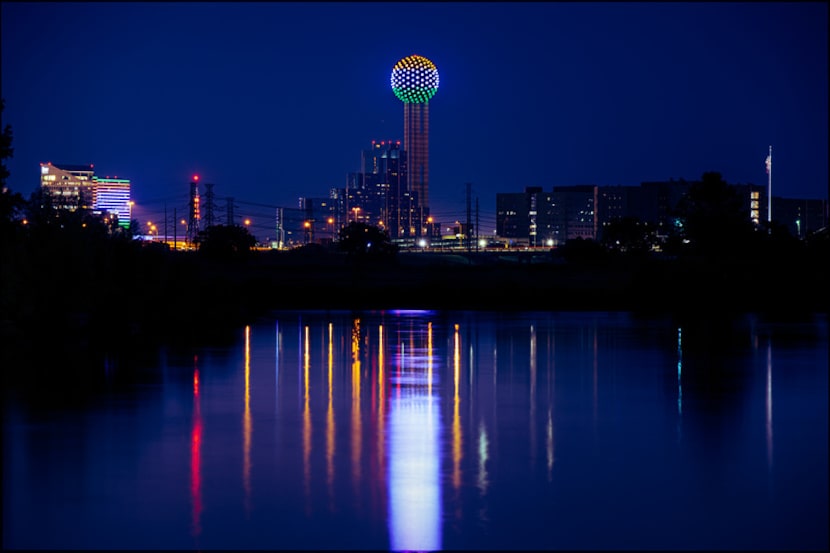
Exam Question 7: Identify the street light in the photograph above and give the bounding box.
[303,220,312,244]
[180,219,187,249]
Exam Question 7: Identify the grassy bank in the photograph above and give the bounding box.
[2,246,827,354]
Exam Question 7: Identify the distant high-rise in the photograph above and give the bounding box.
[390,55,439,234]
[40,162,96,210]
[362,140,408,237]
[93,177,132,227]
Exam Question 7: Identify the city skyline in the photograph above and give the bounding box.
[2,2,827,230]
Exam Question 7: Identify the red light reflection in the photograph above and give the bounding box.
[191,365,203,537]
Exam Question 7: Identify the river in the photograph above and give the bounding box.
[3,310,827,550]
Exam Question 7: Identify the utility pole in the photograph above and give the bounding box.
[766,145,772,224]
[475,196,480,251]
[344,173,349,232]
[465,182,472,252]
[164,203,167,245]
[275,207,284,249]
[226,197,235,227]
[173,207,177,250]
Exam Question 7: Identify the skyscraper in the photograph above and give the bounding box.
[363,140,408,236]
[390,55,439,235]
[93,177,132,227]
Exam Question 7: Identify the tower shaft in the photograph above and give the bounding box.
[404,102,429,210]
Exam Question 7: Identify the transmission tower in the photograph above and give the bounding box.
[465,182,473,252]
[475,196,480,251]
[203,182,218,228]
[188,176,200,242]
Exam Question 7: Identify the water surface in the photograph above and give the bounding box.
[3,310,828,550]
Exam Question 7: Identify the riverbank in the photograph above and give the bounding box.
[2,247,827,355]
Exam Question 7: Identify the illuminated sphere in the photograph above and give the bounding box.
[390,55,439,104]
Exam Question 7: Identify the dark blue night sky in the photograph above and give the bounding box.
[2,2,827,229]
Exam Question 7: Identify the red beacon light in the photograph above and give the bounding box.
[193,175,200,182]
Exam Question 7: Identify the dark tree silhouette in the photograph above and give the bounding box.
[195,224,257,259]
[0,98,25,232]
[337,221,397,261]
[557,236,608,265]
[674,171,756,258]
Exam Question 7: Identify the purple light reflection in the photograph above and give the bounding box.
[387,319,442,552]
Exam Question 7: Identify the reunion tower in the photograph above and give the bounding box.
[391,54,440,213]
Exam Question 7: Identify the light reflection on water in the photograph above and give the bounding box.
[3,311,828,550]
[388,318,441,552]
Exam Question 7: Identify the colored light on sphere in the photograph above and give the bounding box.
[390,55,439,104]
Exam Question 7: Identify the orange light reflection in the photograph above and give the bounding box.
[351,318,362,491]
[243,325,252,515]
[326,323,335,508]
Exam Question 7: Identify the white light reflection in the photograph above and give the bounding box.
[388,317,442,552]
[275,321,280,404]
[302,324,312,515]
[546,328,556,483]
[677,327,683,443]
[530,324,537,468]
[546,407,555,482]
[677,327,683,415]
[477,421,489,495]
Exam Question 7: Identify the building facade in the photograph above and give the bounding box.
[495,177,829,248]
[92,177,132,227]
[40,162,96,210]
[552,185,598,242]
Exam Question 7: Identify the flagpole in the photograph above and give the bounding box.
[767,145,772,223]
